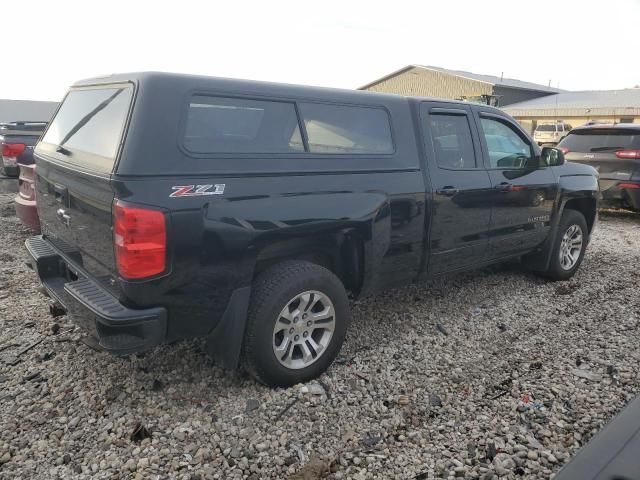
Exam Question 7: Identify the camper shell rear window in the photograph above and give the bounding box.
[40,85,134,173]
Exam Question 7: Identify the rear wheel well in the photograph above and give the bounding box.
[563,197,596,233]
[253,232,364,296]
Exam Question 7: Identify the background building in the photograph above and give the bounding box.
[502,89,640,134]
[0,99,58,123]
[359,65,561,106]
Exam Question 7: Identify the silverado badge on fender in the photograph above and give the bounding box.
[169,184,225,197]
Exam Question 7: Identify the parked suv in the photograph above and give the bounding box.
[26,73,598,387]
[534,122,572,146]
[558,124,640,210]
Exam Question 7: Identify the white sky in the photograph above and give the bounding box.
[5,0,640,101]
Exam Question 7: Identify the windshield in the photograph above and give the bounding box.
[559,129,640,152]
[536,125,557,132]
[41,85,133,172]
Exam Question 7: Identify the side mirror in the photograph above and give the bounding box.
[541,146,565,167]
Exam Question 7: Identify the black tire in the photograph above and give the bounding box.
[544,209,588,281]
[242,260,350,387]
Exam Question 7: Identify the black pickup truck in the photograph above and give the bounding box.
[25,73,599,387]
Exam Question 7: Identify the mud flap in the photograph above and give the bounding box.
[521,218,560,272]
[205,286,251,370]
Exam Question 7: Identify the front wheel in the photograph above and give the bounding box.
[242,261,350,387]
[544,209,588,280]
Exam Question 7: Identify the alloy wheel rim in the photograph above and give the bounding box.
[272,290,335,370]
[559,224,583,270]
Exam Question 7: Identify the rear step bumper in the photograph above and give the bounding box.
[25,235,167,355]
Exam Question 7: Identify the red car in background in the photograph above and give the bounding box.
[0,121,48,231]
[15,163,40,232]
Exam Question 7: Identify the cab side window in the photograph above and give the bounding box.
[480,117,535,169]
[429,114,477,169]
[298,103,393,154]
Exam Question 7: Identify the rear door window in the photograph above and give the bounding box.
[560,129,640,152]
[298,103,393,154]
[184,96,304,154]
[41,85,133,172]
[428,114,477,169]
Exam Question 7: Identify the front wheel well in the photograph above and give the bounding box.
[563,197,597,233]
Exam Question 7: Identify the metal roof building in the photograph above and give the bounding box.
[503,89,640,118]
[0,99,58,123]
[360,65,561,106]
[502,89,640,133]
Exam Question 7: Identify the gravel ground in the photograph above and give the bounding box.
[0,189,639,480]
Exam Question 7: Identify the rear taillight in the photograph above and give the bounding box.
[618,182,640,189]
[2,142,26,158]
[113,201,167,280]
[559,147,570,154]
[615,150,640,159]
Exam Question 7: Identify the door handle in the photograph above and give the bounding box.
[494,182,512,192]
[436,186,459,196]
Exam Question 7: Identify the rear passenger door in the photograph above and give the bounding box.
[473,110,558,258]
[420,102,493,274]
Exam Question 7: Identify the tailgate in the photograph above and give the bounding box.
[34,84,134,286]
[565,152,635,182]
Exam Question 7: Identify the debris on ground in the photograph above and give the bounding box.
[245,398,260,414]
[287,456,329,480]
[151,379,164,391]
[79,335,104,352]
[130,422,151,442]
[435,322,449,336]
[571,368,603,382]
[300,381,326,396]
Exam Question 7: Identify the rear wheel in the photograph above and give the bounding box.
[544,209,588,281]
[242,260,350,387]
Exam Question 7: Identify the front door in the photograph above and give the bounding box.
[473,111,558,259]
[420,102,493,275]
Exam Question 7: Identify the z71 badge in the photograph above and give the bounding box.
[169,184,225,198]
